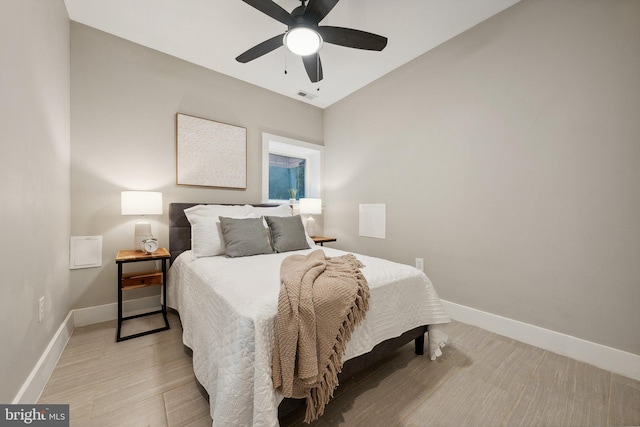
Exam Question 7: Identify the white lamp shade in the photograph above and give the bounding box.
[284,27,323,56]
[121,191,163,215]
[299,198,322,215]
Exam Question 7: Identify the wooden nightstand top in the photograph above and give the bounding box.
[116,248,170,263]
[312,236,337,245]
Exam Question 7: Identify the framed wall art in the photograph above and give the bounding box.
[176,113,247,189]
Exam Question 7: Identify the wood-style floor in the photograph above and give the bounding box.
[38,311,640,426]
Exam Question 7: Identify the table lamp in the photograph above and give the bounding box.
[299,198,322,237]
[121,191,163,251]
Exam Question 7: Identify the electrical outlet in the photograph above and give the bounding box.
[415,258,424,272]
[38,296,45,323]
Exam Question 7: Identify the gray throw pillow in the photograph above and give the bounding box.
[265,215,311,253]
[219,216,273,257]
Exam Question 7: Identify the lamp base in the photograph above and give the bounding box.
[134,220,152,251]
[305,215,316,237]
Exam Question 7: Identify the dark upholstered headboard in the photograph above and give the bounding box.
[168,203,280,264]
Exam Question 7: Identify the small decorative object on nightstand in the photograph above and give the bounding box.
[312,236,336,247]
[115,248,171,342]
[141,236,159,254]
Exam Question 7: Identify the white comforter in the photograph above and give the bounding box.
[167,248,449,427]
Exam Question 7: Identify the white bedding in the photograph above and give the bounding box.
[167,247,449,427]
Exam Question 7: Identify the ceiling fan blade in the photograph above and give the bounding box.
[241,0,294,26]
[318,26,388,51]
[303,0,340,24]
[302,53,324,83]
[236,34,284,63]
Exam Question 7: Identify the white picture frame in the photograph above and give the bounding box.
[176,113,247,189]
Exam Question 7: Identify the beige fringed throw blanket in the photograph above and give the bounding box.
[272,249,370,423]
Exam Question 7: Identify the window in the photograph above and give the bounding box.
[262,133,323,203]
[269,154,306,200]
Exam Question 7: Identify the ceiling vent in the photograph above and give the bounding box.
[297,90,317,100]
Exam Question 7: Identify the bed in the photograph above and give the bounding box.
[167,202,449,426]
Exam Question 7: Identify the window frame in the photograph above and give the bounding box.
[262,133,323,203]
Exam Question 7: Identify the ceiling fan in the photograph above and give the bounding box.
[236,0,388,83]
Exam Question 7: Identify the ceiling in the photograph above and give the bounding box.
[64,0,520,109]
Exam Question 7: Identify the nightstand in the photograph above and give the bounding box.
[312,236,337,246]
[115,248,171,342]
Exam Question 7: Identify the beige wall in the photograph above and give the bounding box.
[69,23,324,309]
[324,0,640,355]
[0,0,71,402]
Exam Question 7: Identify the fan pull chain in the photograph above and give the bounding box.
[284,46,288,75]
[316,54,320,92]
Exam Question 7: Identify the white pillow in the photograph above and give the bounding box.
[250,204,292,217]
[184,204,253,257]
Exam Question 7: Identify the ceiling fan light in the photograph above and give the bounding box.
[284,27,323,56]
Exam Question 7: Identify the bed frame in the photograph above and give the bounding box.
[168,202,428,419]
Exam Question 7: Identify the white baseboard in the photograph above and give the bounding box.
[73,295,161,327]
[13,311,74,404]
[441,299,640,381]
[14,295,163,403]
